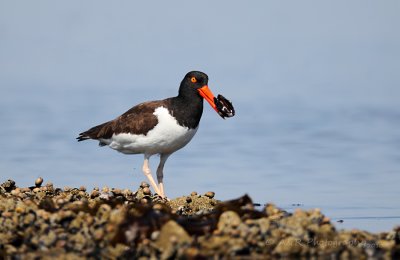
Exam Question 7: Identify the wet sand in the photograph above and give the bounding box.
[1,179,399,259]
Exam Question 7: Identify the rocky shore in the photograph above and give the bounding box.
[1,179,399,259]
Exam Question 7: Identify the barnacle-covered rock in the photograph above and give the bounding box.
[167,192,218,215]
[1,178,399,259]
[1,179,16,193]
[155,220,192,258]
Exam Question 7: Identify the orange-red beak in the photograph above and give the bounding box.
[197,85,218,113]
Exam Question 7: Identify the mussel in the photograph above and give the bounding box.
[214,94,235,119]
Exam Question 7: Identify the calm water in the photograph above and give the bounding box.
[1,85,399,233]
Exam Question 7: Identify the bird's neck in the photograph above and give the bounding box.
[169,94,204,129]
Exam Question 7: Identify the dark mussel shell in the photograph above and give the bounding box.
[214,94,235,119]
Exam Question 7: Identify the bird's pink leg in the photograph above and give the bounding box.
[157,154,170,198]
[142,155,161,195]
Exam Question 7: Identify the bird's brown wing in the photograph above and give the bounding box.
[77,100,168,142]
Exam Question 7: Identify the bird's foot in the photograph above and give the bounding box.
[152,193,169,203]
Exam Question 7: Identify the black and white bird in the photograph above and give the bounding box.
[77,71,233,198]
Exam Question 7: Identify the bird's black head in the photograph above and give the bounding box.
[178,71,219,114]
[180,71,209,92]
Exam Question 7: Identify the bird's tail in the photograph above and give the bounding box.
[76,122,109,142]
[76,134,90,142]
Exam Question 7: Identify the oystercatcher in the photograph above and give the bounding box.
[77,71,232,198]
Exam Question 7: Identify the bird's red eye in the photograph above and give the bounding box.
[191,77,197,83]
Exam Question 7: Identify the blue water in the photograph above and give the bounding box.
[1,84,399,233]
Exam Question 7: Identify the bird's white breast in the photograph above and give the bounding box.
[103,107,198,155]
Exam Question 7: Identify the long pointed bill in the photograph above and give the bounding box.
[198,85,219,113]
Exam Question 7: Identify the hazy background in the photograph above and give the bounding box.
[1,1,399,232]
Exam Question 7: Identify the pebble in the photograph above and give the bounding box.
[204,191,215,198]
[123,189,132,196]
[11,189,20,196]
[94,229,105,241]
[1,179,16,192]
[153,203,164,211]
[112,188,122,195]
[35,177,43,187]
[2,211,13,218]
[142,187,151,195]
[140,181,150,188]
[90,190,100,198]
[45,182,54,192]
[56,198,66,206]
[140,198,150,204]
[99,192,114,200]
[151,231,160,240]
